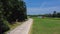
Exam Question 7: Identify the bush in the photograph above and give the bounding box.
[0,19,10,34]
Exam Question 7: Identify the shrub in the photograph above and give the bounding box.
[0,19,10,34]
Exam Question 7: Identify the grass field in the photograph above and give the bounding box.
[31,17,60,34]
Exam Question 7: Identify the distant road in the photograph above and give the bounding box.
[7,18,33,34]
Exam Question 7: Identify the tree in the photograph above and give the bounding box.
[0,0,27,24]
[0,0,27,33]
[57,12,60,18]
[17,0,27,22]
[52,11,57,17]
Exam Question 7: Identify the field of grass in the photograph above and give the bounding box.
[31,17,60,34]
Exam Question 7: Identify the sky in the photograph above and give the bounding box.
[24,0,60,15]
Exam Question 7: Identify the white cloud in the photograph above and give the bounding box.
[26,0,60,15]
[40,0,60,8]
[27,6,60,15]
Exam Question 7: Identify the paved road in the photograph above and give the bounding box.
[7,18,33,34]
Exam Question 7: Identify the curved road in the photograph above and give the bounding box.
[7,18,33,34]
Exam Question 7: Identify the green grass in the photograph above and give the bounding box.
[31,17,60,34]
[9,23,22,30]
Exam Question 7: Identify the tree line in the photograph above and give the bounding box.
[44,11,60,18]
[0,0,27,34]
[28,11,60,18]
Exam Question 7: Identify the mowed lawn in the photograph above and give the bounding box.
[31,17,60,34]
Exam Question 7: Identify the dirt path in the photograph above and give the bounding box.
[7,18,33,34]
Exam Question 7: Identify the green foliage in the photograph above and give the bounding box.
[0,0,27,24]
[0,0,27,34]
[0,19,10,34]
[44,11,60,18]
[52,11,57,17]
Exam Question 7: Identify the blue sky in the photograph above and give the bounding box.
[24,0,60,15]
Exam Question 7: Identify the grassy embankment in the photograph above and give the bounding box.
[4,21,22,34]
[31,17,60,34]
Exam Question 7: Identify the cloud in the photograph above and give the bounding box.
[27,6,60,15]
[25,0,60,15]
[40,0,60,8]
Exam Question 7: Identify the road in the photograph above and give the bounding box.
[7,18,33,34]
